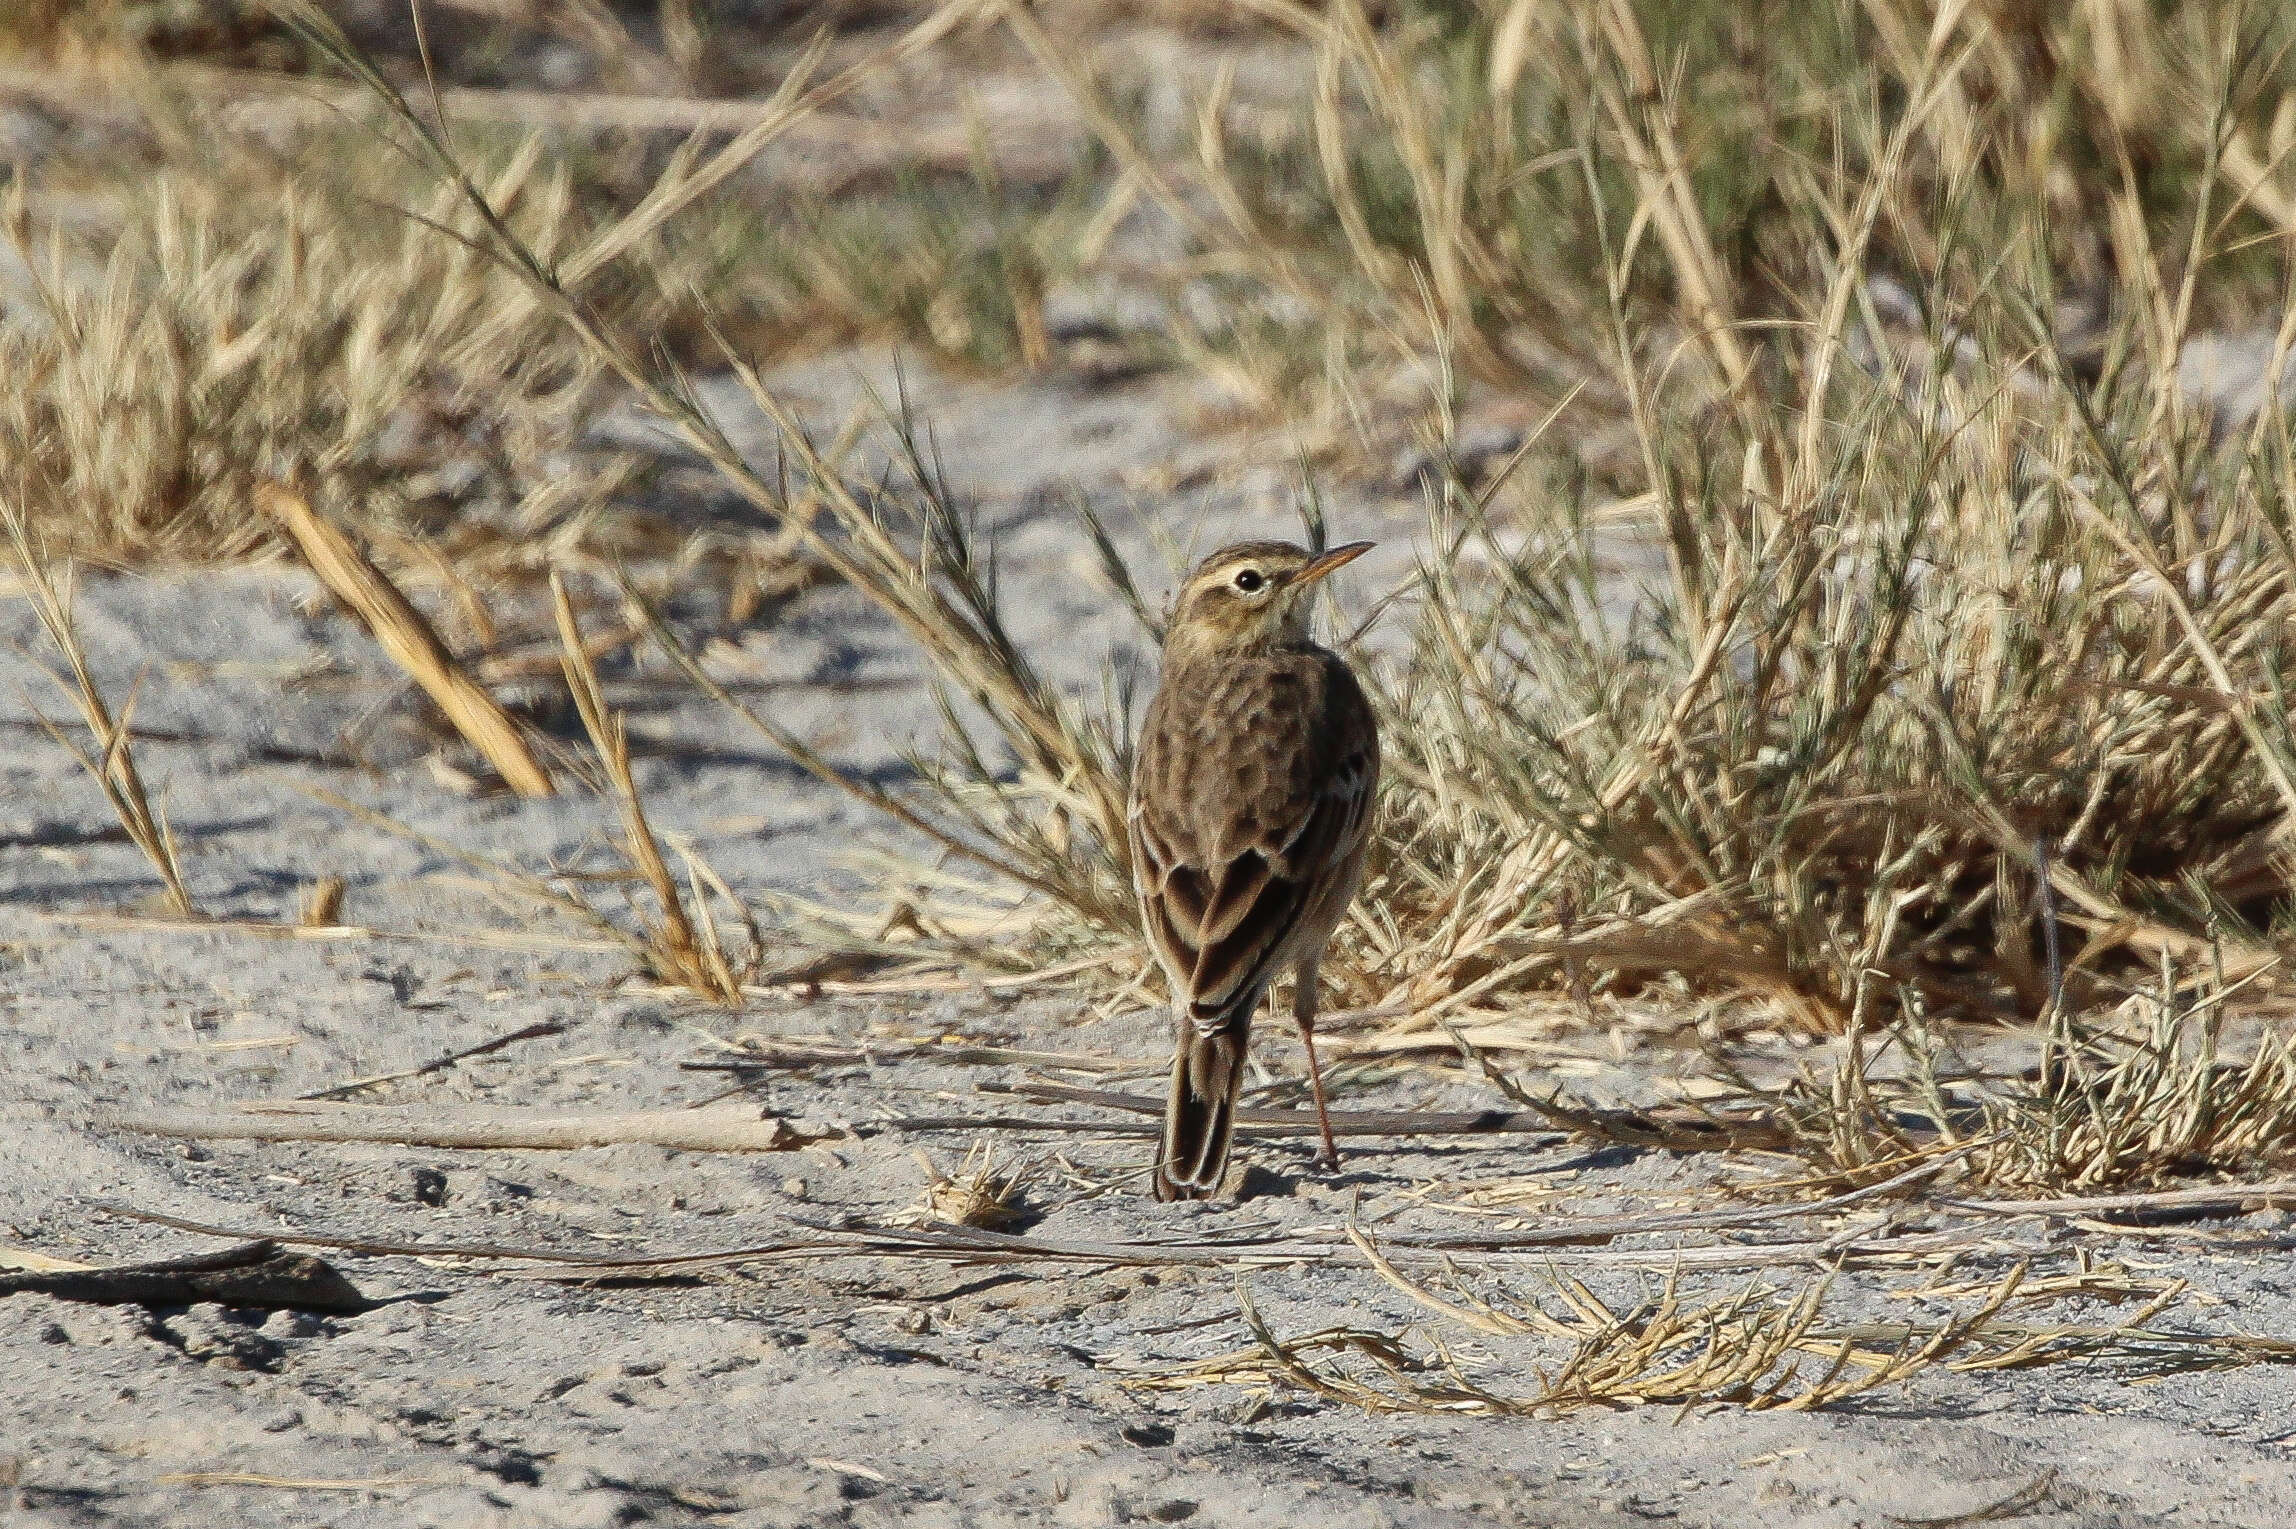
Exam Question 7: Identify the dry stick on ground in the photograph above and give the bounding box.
[1,497,196,915]
[0,1241,366,1314]
[95,1101,823,1153]
[1946,1181,2296,1221]
[91,1198,2030,1279]
[683,1039,1161,1074]
[489,1227,2039,1278]
[298,1019,569,1101]
[256,482,552,798]
[36,906,627,953]
[97,1203,646,1265]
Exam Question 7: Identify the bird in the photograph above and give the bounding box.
[1128,538,1381,1201]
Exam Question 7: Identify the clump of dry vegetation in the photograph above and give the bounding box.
[0,133,617,564]
[745,0,2296,1057]
[1755,961,2296,1192]
[1150,0,2296,1041]
[1131,1256,2296,1418]
[896,1139,1033,1229]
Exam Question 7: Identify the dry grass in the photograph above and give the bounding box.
[896,1139,1033,1229]
[1446,957,2296,1194]
[272,6,2296,1054]
[1751,961,2296,1193]
[0,135,619,564]
[1141,1215,2296,1415]
[978,0,2296,1057]
[233,2,1144,960]
[287,559,766,1002]
[551,570,757,1001]
[260,480,554,797]
[286,573,765,1001]
[2,496,195,915]
[12,4,2296,1186]
[1128,1254,2296,1417]
[1237,0,2296,1041]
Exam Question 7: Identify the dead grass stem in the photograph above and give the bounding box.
[551,569,754,1002]
[261,481,553,798]
[2,494,195,915]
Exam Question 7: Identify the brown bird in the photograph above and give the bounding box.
[1129,539,1381,1201]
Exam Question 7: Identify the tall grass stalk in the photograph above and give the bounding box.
[2,495,196,915]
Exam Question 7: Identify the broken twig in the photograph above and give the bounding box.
[300,1020,568,1100]
[95,1100,826,1153]
[0,1241,365,1313]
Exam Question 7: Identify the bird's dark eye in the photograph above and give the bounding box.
[1233,569,1264,593]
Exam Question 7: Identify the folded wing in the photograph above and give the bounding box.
[1131,700,1374,1035]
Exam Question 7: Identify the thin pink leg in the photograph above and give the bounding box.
[1294,964,1340,1173]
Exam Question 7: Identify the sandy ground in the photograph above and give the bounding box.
[10,352,2296,1529]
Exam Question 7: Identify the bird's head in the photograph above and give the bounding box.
[1163,539,1373,660]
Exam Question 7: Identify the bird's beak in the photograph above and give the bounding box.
[1290,540,1375,587]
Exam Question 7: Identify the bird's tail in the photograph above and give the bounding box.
[1154,1023,1246,1201]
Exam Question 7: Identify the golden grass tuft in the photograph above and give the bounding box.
[0,143,612,565]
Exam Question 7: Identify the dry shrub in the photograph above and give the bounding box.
[0,144,608,564]
[1025,0,2296,1036]
[1361,317,2296,1034]
[1754,962,2296,1193]
[284,0,2296,1035]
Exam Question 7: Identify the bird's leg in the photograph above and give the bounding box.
[1293,960,1341,1174]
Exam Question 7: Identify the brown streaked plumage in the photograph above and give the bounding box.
[1129,538,1380,1201]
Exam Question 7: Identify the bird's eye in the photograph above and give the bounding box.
[1232,569,1264,593]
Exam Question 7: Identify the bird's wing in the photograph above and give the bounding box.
[1131,669,1377,1036]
